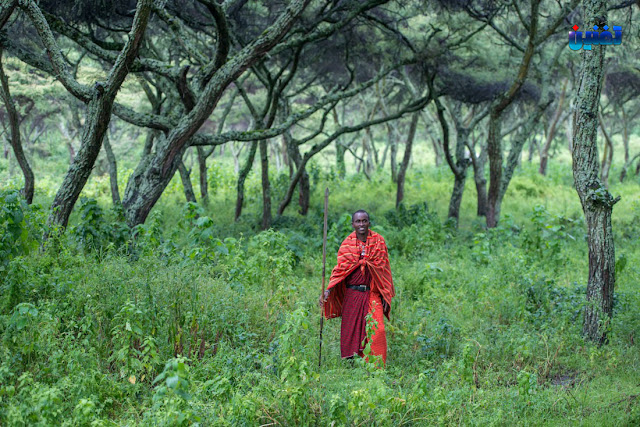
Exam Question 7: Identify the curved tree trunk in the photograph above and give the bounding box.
[0,49,34,204]
[27,0,154,231]
[485,0,540,228]
[122,0,311,227]
[102,133,120,205]
[572,0,617,345]
[396,113,419,208]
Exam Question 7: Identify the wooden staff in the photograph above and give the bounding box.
[318,187,329,368]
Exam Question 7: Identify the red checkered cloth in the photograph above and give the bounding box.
[324,230,394,364]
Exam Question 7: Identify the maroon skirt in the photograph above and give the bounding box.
[340,288,370,358]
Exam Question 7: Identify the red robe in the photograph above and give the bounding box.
[323,230,395,364]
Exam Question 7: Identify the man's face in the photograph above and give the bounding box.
[352,212,370,238]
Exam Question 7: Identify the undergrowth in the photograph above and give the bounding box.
[1,167,640,425]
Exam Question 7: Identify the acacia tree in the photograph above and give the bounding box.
[480,0,579,227]
[6,0,315,228]
[8,0,154,230]
[572,0,621,344]
[0,48,33,203]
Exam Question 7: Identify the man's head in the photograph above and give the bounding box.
[352,209,370,240]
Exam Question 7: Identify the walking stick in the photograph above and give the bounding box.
[318,187,329,368]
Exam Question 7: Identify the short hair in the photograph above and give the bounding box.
[352,209,369,222]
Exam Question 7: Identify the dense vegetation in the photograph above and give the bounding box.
[1,159,639,424]
[1,0,640,424]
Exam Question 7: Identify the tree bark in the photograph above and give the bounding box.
[284,128,310,215]
[0,49,34,204]
[259,139,271,229]
[620,153,640,183]
[178,159,197,203]
[235,141,258,220]
[396,113,419,208]
[467,134,488,217]
[121,0,310,227]
[19,0,153,230]
[572,0,617,345]
[332,108,347,179]
[619,107,630,182]
[485,0,540,228]
[102,133,120,205]
[389,123,398,183]
[197,146,208,204]
[539,79,567,175]
[598,112,613,189]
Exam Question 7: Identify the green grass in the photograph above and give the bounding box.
[1,158,640,425]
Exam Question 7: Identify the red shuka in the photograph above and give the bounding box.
[323,230,395,363]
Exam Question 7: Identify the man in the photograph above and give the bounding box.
[320,210,395,364]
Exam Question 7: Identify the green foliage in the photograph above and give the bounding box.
[0,190,43,269]
[1,168,640,425]
[70,197,131,253]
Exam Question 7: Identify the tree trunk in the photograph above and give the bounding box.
[0,49,34,204]
[197,146,208,204]
[386,123,398,182]
[34,0,153,231]
[178,159,197,203]
[447,130,471,225]
[619,108,630,182]
[486,113,503,228]
[528,136,538,163]
[332,108,347,179]
[539,80,567,175]
[396,113,418,208]
[235,141,258,221]
[485,0,540,228]
[598,112,613,189]
[468,139,488,217]
[284,129,310,215]
[572,0,617,345]
[102,133,120,205]
[566,105,574,154]
[336,141,346,179]
[259,139,271,229]
[121,0,311,227]
[619,153,640,183]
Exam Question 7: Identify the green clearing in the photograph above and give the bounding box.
[2,158,639,425]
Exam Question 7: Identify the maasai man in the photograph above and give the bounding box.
[320,210,395,364]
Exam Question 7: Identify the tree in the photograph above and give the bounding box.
[13,0,153,230]
[0,48,33,203]
[572,0,619,344]
[480,0,579,227]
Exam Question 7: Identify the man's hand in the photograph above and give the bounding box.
[382,298,390,315]
[318,289,330,307]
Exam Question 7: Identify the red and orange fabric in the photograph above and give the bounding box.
[323,229,395,364]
